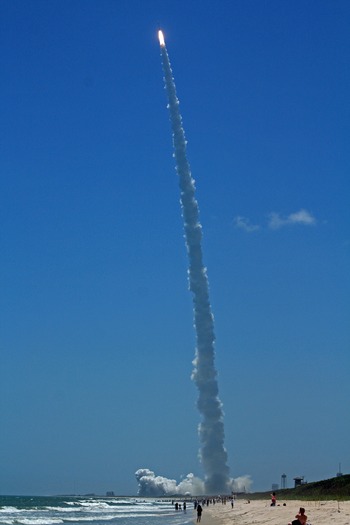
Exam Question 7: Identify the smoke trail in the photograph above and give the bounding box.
[158,32,230,494]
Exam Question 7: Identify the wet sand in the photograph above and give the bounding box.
[196,498,350,525]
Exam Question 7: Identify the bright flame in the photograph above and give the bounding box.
[158,30,165,47]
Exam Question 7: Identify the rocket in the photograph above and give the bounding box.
[158,29,165,47]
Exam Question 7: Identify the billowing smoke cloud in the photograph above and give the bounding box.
[135,469,252,497]
[159,36,230,494]
[135,469,204,497]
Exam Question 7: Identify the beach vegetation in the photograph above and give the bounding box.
[245,475,350,501]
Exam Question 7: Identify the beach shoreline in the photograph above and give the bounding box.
[195,498,350,525]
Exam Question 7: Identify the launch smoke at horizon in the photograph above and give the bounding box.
[158,32,230,494]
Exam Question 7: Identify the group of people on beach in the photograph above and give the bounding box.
[172,496,232,522]
[176,492,308,525]
[173,501,186,511]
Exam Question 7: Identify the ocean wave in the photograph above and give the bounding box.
[43,509,81,514]
[12,517,64,525]
[0,513,178,525]
[0,508,26,514]
[77,503,111,509]
[42,504,168,515]
[63,513,175,522]
[0,496,188,525]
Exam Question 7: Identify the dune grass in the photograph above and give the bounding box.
[245,475,350,501]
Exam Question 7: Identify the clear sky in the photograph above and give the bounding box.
[1,0,349,496]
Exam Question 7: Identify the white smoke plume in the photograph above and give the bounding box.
[135,469,252,496]
[135,469,204,497]
[231,475,253,493]
[159,36,230,494]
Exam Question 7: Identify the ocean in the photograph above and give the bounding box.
[0,496,194,525]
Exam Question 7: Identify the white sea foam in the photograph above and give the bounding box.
[63,513,172,522]
[14,517,64,525]
[78,502,111,508]
[0,507,25,514]
[44,508,82,513]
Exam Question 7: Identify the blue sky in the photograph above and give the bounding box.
[1,0,349,495]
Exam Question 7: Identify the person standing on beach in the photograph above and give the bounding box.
[289,507,307,525]
[270,492,276,506]
[196,503,203,522]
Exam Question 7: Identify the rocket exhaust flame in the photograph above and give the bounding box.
[158,34,230,494]
[158,30,165,47]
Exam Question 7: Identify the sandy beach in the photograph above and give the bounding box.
[197,499,350,525]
